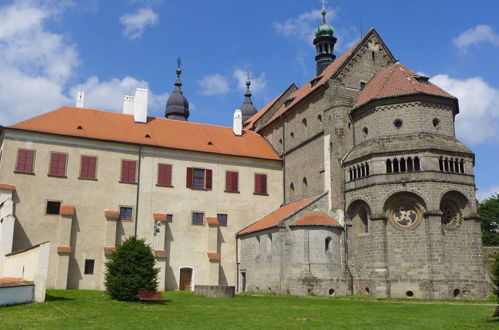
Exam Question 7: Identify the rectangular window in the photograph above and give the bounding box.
[217,214,228,227]
[157,163,172,186]
[49,152,68,177]
[225,171,239,192]
[186,168,212,190]
[15,149,35,173]
[121,160,137,183]
[46,201,61,215]
[166,214,173,223]
[80,156,97,179]
[119,207,133,220]
[84,259,95,275]
[254,174,268,195]
[192,212,204,225]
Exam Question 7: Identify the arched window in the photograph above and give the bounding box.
[450,158,455,172]
[386,159,392,173]
[361,164,366,177]
[407,157,413,171]
[302,118,307,127]
[349,169,353,181]
[454,159,459,173]
[290,182,294,191]
[400,158,406,172]
[353,167,357,180]
[444,158,449,171]
[366,163,370,176]
[360,208,369,233]
[393,158,399,173]
[439,157,443,171]
[460,159,465,173]
[325,237,332,252]
[414,157,420,171]
[357,166,361,179]
[302,177,308,191]
[317,114,322,122]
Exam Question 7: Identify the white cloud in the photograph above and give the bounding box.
[430,75,499,145]
[477,186,499,202]
[197,74,230,95]
[119,7,158,39]
[233,69,266,94]
[454,25,499,51]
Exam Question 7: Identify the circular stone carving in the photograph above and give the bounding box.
[391,205,420,228]
[441,203,463,229]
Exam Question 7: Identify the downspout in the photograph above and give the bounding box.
[134,146,143,236]
[236,235,239,292]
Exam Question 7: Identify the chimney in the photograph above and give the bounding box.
[123,95,135,114]
[233,109,242,136]
[76,91,85,108]
[133,88,148,123]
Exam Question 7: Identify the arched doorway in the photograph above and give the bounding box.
[179,267,192,291]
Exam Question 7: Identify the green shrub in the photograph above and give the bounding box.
[105,236,159,301]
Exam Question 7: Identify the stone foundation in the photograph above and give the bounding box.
[194,285,235,298]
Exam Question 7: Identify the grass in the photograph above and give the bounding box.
[0,290,497,329]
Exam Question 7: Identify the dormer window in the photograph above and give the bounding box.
[360,81,366,90]
[310,76,322,87]
[284,97,295,107]
[413,74,430,85]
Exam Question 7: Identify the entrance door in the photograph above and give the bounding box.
[241,272,246,292]
[179,268,192,291]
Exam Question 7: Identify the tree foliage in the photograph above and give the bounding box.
[105,236,159,301]
[478,194,499,246]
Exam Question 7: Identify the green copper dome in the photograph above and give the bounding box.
[315,23,334,37]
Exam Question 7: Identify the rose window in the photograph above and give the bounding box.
[441,203,463,228]
[392,205,418,228]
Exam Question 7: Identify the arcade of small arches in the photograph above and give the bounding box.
[439,157,465,174]
[386,156,421,173]
[348,162,370,181]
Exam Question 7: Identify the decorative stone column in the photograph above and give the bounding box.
[207,217,220,285]
[153,213,168,291]
[55,205,75,289]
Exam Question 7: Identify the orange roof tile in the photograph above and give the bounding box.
[291,211,342,227]
[155,250,168,258]
[207,252,220,260]
[103,247,116,255]
[0,277,22,283]
[153,213,167,222]
[104,210,119,219]
[0,184,16,191]
[237,194,323,236]
[57,246,71,253]
[353,63,456,109]
[206,217,219,226]
[9,107,280,161]
[60,205,75,216]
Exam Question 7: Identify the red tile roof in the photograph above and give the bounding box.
[153,213,167,222]
[291,211,342,227]
[60,205,75,216]
[9,107,280,161]
[207,252,220,260]
[57,246,71,253]
[0,277,22,283]
[206,217,219,226]
[237,194,323,236]
[0,184,16,191]
[103,247,116,255]
[104,210,119,219]
[353,63,456,109]
[155,250,168,258]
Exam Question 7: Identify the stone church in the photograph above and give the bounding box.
[0,8,488,299]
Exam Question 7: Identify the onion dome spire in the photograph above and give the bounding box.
[313,3,337,75]
[240,72,258,123]
[165,58,189,121]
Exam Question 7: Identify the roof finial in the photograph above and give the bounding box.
[175,57,182,87]
[245,70,251,92]
[320,0,327,23]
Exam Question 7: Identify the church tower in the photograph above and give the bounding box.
[240,77,258,123]
[313,7,337,75]
[165,59,190,121]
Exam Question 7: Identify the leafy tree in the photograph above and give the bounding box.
[478,194,499,246]
[105,236,159,301]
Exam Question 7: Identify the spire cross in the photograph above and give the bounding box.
[320,0,327,23]
[176,57,182,69]
[320,0,327,11]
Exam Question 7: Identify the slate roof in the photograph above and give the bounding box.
[237,194,324,236]
[353,63,456,110]
[291,211,342,227]
[8,107,280,161]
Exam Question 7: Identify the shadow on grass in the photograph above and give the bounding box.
[45,294,74,302]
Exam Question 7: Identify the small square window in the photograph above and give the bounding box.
[84,259,95,275]
[217,214,228,227]
[192,212,204,225]
[46,201,61,215]
[119,207,133,220]
[166,214,173,223]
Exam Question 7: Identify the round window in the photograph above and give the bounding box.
[394,119,403,128]
[391,205,420,228]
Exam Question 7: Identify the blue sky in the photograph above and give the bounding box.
[0,0,498,199]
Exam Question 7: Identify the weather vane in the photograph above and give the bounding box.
[246,70,251,82]
[176,57,182,69]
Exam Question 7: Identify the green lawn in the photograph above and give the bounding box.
[0,290,497,329]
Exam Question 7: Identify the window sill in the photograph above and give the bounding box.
[191,223,204,226]
[119,219,133,222]
[190,187,210,191]
[13,171,35,175]
[78,177,98,181]
[48,174,67,178]
[253,192,269,196]
[119,181,137,185]
[156,184,174,188]
[224,190,240,194]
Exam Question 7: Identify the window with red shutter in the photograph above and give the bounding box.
[15,149,35,173]
[225,171,239,192]
[121,160,137,183]
[49,152,67,177]
[186,167,193,188]
[254,174,268,195]
[80,156,97,179]
[187,167,212,190]
[157,163,172,186]
[205,169,212,190]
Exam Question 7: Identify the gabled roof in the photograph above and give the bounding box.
[353,63,456,110]
[8,107,281,161]
[237,194,324,236]
[291,211,342,227]
[258,29,396,131]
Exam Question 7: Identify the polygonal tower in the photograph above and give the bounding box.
[165,60,189,121]
[240,79,258,124]
[313,8,337,75]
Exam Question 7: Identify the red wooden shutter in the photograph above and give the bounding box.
[232,172,238,192]
[81,156,96,179]
[261,174,267,194]
[16,149,34,173]
[205,169,213,189]
[225,171,231,191]
[158,164,172,186]
[121,160,136,183]
[50,153,67,177]
[186,167,193,188]
[255,174,261,194]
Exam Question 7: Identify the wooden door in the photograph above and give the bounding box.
[179,268,192,291]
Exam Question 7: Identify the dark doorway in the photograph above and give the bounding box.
[241,272,246,292]
[179,268,192,291]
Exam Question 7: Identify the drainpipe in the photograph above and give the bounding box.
[134,146,142,236]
